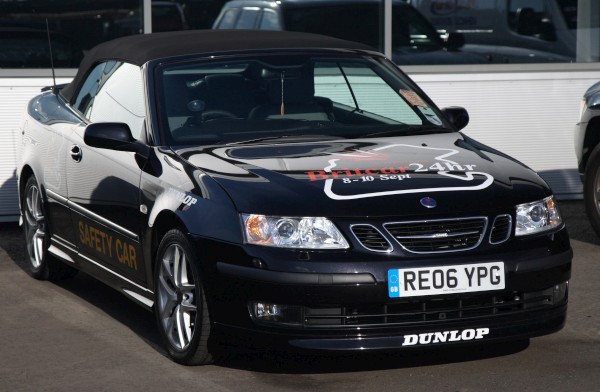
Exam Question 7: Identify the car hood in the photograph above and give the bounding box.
[175,133,551,217]
[584,81,600,108]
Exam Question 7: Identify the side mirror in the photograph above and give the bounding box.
[84,122,149,156]
[441,106,469,131]
[516,7,538,36]
[445,32,465,51]
[537,18,557,41]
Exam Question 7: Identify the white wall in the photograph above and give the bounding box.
[0,76,72,221]
[410,69,600,199]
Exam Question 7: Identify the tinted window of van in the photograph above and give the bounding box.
[284,5,443,51]
[557,0,578,29]
[237,8,261,29]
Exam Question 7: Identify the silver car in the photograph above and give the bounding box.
[575,81,600,236]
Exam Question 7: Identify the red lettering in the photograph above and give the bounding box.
[332,170,347,179]
[380,167,398,174]
[307,171,330,181]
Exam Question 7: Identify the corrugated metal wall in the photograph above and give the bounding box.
[411,70,600,199]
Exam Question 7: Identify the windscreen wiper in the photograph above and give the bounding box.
[363,125,454,138]
[226,133,341,146]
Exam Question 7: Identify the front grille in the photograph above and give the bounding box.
[490,214,512,244]
[303,288,560,328]
[351,224,392,252]
[383,217,487,253]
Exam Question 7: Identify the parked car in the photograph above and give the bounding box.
[409,0,577,63]
[575,81,600,236]
[114,1,188,34]
[212,0,487,65]
[19,30,571,365]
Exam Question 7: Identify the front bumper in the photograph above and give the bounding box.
[213,300,567,351]
[199,229,572,352]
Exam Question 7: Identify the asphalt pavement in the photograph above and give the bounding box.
[0,200,598,392]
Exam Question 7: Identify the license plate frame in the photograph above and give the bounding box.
[388,262,505,298]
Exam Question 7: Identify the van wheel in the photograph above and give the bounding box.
[584,148,600,238]
[23,175,77,280]
[154,229,213,365]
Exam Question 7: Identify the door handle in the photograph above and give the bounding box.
[70,145,82,162]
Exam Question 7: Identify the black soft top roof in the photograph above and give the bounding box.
[60,30,374,103]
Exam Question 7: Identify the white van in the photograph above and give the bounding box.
[409,0,577,63]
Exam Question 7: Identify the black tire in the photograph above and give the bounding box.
[154,229,213,365]
[584,146,600,238]
[22,175,78,281]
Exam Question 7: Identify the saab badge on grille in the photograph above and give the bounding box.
[420,197,437,208]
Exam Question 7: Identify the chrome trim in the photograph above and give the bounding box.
[393,230,480,239]
[46,189,68,205]
[47,189,139,240]
[383,216,488,254]
[490,214,512,245]
[123,289,154,308]
[69,200,138,240]
[78,252,153,296]
[52,234,78,251]
[68,200,139,241]
[350,224,393,253]
[48,245,75,264]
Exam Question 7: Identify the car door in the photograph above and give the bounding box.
[66,61,148,285]
[23,93,82,252]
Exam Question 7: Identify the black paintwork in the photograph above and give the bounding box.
[19,30,572,353]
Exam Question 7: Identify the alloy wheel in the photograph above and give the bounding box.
[157,243,197,351]
[24,182,46,269]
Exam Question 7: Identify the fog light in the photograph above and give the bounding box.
[250,302,303,325]
[553,282,568,303]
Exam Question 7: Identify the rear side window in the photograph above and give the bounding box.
[73,60,119,117]
[87,62,146,139]
[215,8,241,29]
[259,9,281,30]
[74,61,146,139]
[236,8,260,29]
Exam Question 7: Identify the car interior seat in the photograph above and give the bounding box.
[248,67,334,121]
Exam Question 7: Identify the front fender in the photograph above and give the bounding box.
[140,152,242,289]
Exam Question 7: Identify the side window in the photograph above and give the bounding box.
[259,9,281,30]
[235,8,260,29]
[215,8,240,29]
[87,62,146,139]
[73,62,105,117]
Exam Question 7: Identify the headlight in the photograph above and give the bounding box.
[515,196,563,236]
[241,214,349,249]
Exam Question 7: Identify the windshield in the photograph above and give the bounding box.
[157,53,449,146]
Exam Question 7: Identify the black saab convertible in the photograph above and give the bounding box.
[19,30,571,365]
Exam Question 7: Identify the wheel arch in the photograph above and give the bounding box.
[18,165,40,223]
[18,165,35,198]
[582,116,600,174]
[147,210,186,289]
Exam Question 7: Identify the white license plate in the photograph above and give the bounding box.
[388,262,505,298]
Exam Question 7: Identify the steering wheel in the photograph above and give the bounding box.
[201,110,238,122]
